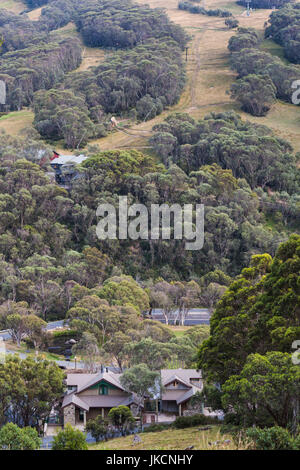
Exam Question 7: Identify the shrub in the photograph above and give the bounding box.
[143,423,171,433]
[246,427,294,450]
[85,416,109,442]
[108,406,135,436]
[220,424,240,435]
[0,423,41,450]
[173,414,219,429]
[52,329,78,339]
[178,1,232,17]
[293,433,300,450]
[225,18,239,29]
[52,423,88,450]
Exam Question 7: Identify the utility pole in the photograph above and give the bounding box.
[246,0,251,16]
[185,47,189,62]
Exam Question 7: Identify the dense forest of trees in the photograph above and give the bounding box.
[228,27,300,114]
[0,109,299,321]
[75,0,187,48]
[266,4,300,63]
[33,39,185,147]
[149,111,299,191]
[0,38,82,111]
[24,0,50,7]
[0,0,188,145]
[0,9,44,53]
[178,1,232,17]
[198,235,300,429]
[0,1,299,443]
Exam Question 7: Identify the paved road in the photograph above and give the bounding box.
[150,308,211,326]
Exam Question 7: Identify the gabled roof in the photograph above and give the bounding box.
[62,390,142,411]
[161,369,203,404]
[77,395,142,409]
[66,373,98,389]
[162,385,201,405]
[176,387,197,405]
[62,393,90,411]
[163,374,192,389]
[76,371,124,394]
[161,369,202,387]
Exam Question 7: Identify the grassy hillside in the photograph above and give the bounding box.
[27,7,42,20]
[2,1,25,14]
[1,0,299,154]
[91,0,300,153]
[0,110,34,135]
[89,426,239,450]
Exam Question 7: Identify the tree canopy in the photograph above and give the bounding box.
[198,235,300,385]
[266,4,300,64]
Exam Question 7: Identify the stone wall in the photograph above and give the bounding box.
[63,404,76,426]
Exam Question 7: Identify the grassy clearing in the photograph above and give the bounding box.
[0,110,34,135]
[77,47,106,72]
[260,38,288,63]
[89,425,238,450]
[1,1,25,14]
[53,22,79,38]
[27,7,42,20]
[239,101,300,154]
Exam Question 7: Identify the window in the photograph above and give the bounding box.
[99,385,108,395]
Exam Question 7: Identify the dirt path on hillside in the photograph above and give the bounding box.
[91,1,277,151]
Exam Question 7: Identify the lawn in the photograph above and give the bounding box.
[89,425,239,450]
